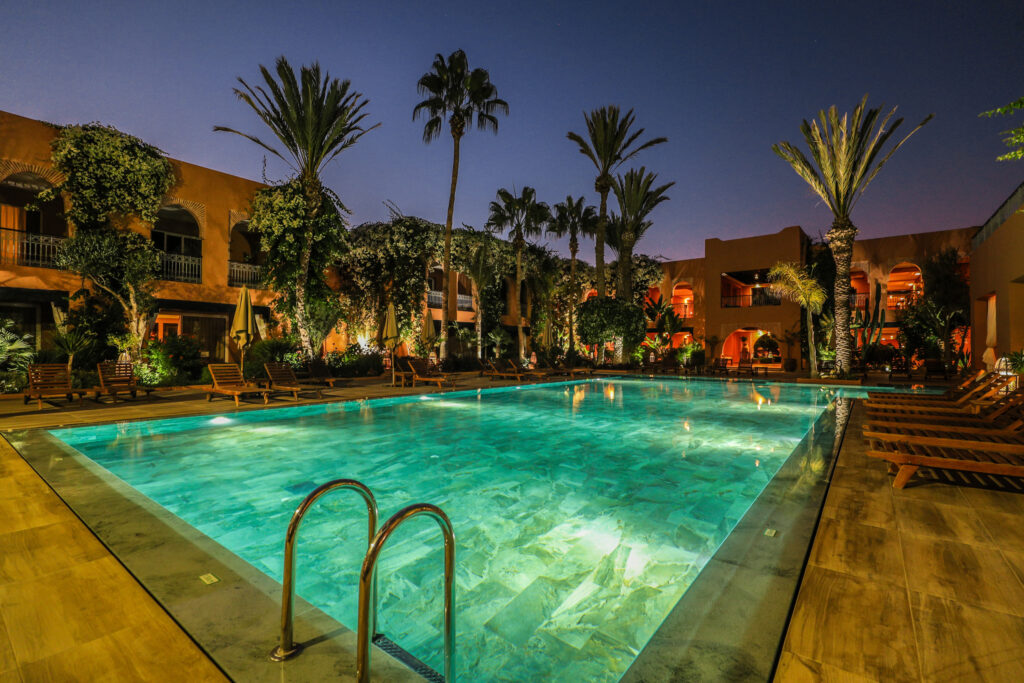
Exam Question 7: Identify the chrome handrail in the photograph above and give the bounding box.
[270,479,379,662]
[356,503,455,682]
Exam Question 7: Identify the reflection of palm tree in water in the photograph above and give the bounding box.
[832,396,851,456]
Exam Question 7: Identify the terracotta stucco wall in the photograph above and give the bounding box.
[970,210,1024,366]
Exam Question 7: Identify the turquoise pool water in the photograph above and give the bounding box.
[51,378,874,681]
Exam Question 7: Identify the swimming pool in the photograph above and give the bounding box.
[49,378,869,681]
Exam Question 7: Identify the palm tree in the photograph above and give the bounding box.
[465,234,499,359]
[772,95,931,374]
[567,106,666,298]
[414,49,509,361]
[486,187,551,360]
[768,262,827,378]
[547,196,597,354]
[611,167,673,302]
[215,57,378,357]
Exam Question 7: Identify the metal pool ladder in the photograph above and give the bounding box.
[270,480,457,683]
[270,479,379,661]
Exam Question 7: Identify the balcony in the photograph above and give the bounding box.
[457,293,473,311]
[851,293,868,309]
[0,228,65,269]
[160,252,202,283]
[427,290,443,308]
[672,304,693,319]
[228,261,263,288]
[721,291,781,308]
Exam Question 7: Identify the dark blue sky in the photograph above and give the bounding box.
[2,1,1021,261]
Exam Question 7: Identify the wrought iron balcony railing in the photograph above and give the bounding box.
[0,228,65,269]
[228,261,263,288]
[160,252,202,284]
[457,293,473,311]
[720,291,781,308]
[427,290,443,308]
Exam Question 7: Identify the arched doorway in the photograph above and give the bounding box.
[228,220,264,288]
[671,281,694,318]
[153,205,202,283]
[886,262,922,313]
[0,171,67,269]
[721,327,770,366]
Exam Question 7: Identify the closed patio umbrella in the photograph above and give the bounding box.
[541,320,553,349]
[383,302,401,386]
[231,286,256,375]
[421,309,437,351]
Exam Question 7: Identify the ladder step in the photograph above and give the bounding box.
[372,633,444,683]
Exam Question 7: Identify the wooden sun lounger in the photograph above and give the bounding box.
[535,358,571,377]
[863,374,1015,412]
[486,359,527,381]
[650,356,680,375]
[864,403,1024,441]
[736,359,766,377]
[864,403,1024,437]
[404,357,456,388]
[557,361,595,378]
[506,359,549,379]
[206,363,270,406]
[93,361,153,403]
[22,363,85,410]
[867,368,987,401]
[865,431,1024,489]
[265,362,323,400]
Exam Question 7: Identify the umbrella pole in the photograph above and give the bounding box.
[391,349,396,387]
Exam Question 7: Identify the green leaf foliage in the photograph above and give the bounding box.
[980,95,1024,162]
[248,179,348,335]
[0,319,35,372]
[334,216,443,344]
[38,124,174,229]
[56,228,160,312]
[576,297,646,348]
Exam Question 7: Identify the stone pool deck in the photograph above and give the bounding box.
[2,372,1021,681]
[776,401,1024,682]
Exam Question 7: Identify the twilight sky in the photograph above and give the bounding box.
[1,0,1021,261]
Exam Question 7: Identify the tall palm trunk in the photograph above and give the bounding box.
[595,187,609,297]
[618,240,634,303]
[828,216,856,374]
[807,308,818,378]
[293,179,323,359]
[441,133,461,361]
[568,244,577,355]
[472,281,483,359]
[293,235,314,357]
[515,245,524,360]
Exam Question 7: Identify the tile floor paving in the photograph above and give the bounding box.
[0,437,226,683]
[776,401,1024,682]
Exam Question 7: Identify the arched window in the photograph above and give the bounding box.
[671,282,694,318]
[228,220,264,288]
[0,172,67,269]
[886,263,922,312]
[153,205,202,283]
